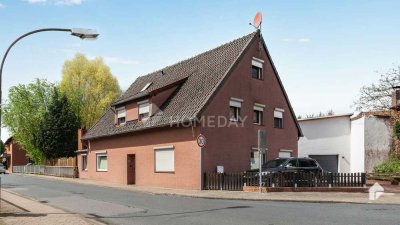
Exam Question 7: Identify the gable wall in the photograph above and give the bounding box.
[200,35,299,173]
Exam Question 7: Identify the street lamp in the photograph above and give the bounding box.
[0,28,99,141]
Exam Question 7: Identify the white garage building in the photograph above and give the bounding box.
[298,112,391,173]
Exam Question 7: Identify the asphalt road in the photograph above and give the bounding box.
[1,174,400,225]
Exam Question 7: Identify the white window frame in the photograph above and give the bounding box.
[116,107,126,125]
[252,57,264,80]
[96,153,108,172]
[229,98,243,122]
[138,100,150,121]
[253,103,265,125]
[154,146,175,173]
[82,154,88,171]
[274,108,284,128]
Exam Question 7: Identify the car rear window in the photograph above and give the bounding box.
[298,159,311,167]
[299,159,317,167]
[265,159,287,168]
[309,160,317,167]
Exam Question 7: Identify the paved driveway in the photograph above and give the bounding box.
[1,174,400,225]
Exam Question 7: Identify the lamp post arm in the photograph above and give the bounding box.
[0,28,72,139]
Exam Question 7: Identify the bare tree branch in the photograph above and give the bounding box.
[353,66,400,111]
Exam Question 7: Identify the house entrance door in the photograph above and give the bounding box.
[127,154,136,184]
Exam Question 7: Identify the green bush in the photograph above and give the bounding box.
[373,158,400,173]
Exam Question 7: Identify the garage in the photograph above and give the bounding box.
[309,155,338,173]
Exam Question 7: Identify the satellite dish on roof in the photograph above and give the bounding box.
[250,12,262,30]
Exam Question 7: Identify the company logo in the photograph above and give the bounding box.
[369,183,384,201]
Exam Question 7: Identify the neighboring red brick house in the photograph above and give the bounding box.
[2,137,29,172]
[79,31,302,189]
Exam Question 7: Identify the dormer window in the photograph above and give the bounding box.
[116,107,126,125]
[138,100,150,121]
[141,82,152,92]
[251,57,264,80]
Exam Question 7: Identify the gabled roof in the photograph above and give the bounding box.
[4,137,13,145]
[83,31,302,140]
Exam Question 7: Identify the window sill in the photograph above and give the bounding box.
[96,169,108,172]
[155,171,175,174]
[253,123,263,126]
[229,119,240,122]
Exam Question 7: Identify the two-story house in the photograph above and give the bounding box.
[79,30,302,189]
[2,137,29,172]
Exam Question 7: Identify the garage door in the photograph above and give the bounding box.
[309,155,338,173]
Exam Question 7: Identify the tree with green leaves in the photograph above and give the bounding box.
[60,53,121,129]
[2,79,57,163]
[35,89,79,160]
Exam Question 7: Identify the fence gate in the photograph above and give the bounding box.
[203,172,244,191]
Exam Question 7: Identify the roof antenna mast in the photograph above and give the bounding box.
[249,12,262,31]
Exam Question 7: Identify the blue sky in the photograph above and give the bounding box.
[0,0,400,140]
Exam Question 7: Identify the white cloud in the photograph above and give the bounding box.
[88,55,139,65]
[282,38,312,43]
[103,56,139,65]
[56,49,139,66]
[298,38,311,43]
[24,0,83,5]
[55,0,82,5]
[26,0,47,3]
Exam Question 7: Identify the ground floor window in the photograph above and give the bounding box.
[279,150,292,158]
[250,148,266,170]
[82,154,88,171]
[154,146,174,173]
[96,153,108,172]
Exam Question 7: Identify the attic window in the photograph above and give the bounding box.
[141,82,152,92]
[138,100,150,121]
[252,57,264,80]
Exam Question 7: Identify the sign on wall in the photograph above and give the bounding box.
[197,134,206,148]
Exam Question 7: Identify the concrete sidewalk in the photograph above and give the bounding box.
[11,173,400,205]
[0,189,103,225]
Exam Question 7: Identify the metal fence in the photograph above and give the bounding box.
[204,172,367,190]
[13,165,77,178]
[245,171,366,188]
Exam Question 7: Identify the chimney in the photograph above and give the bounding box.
[77,128,87,150]
[392,86,400,109]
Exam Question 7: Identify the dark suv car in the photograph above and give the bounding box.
[256,157,323,175]
[250,157,324,187]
